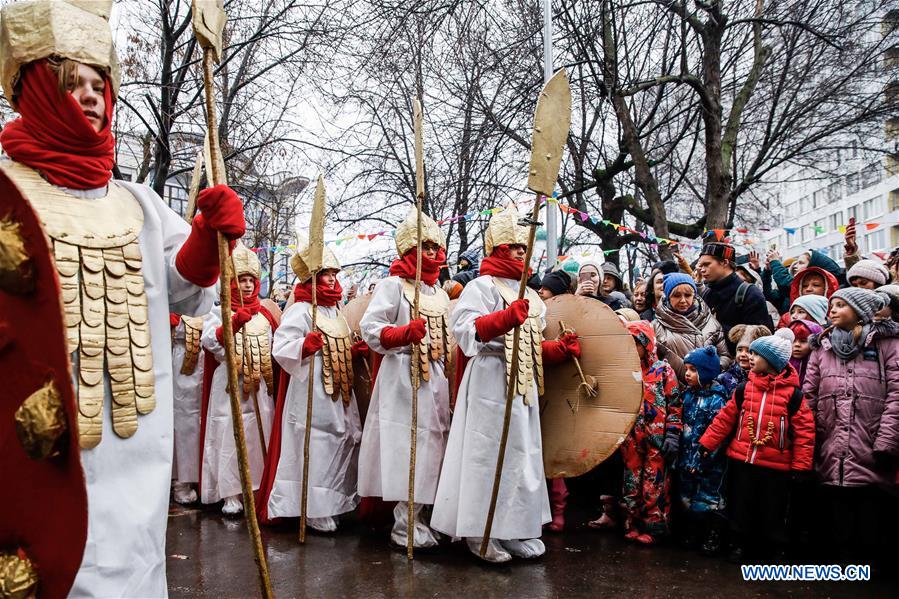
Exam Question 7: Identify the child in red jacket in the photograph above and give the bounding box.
[699,328,815,561]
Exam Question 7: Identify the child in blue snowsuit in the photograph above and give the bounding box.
[678,345,729,555]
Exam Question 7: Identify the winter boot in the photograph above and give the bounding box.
[173,482,197,505]
[391,503,438,549]
[700,513,724,557]
[546,478,568,532]
[500,539,546,559]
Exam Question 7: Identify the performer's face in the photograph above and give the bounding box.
[422,241,441,260]
[319,269,339,288]
[508,244,527,262]
[238,274,256,296]
[70,63,106,132]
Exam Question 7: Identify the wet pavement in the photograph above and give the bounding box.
[166,502,896,598]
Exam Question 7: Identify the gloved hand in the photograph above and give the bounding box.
[379,319,427,349]
[661,431,680,460]
[697,445,712,465]
[351,339,370,359]
[474,298,529,341]
[559,332,581,358]
[302,331,324,358]
[175,185,246,287]
[169,313,181,328]
[214,308,253,343]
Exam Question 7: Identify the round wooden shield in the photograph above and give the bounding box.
[260,298,282,327]
[342,295,373,423]
[541,294,642,478]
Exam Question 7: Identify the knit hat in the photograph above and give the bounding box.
[684,345,721,385]
[602,262,622,285]
[750,328,795,373]
[830,287,888,324]
[727,324,772,348]
[663,272,697,299]
[788,319,823,342]
[654,260,678,275]
[877,284,899,314]
[626,320,657,356]
[578,260,602,277]
[700,242,735,262]
[791,294,829,325]
[540,270,571,296]
[847,259,890,287]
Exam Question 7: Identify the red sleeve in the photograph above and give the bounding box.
[699,395,739,452]
[540,339,568,365]
[790,398,816,471]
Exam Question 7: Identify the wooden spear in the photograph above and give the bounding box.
[406,98,426,561]
[300,175,327,543]
[480,69,571,558]
[191,2,273,596]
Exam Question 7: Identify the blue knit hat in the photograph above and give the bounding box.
[684,346,720,385]
[791,294,829,325]
[750,328,795,373]
[663,272,697,300]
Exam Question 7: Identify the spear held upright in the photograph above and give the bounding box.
[405,98,426,561]
[191,2,274,596]
[299,175,327,543]
[479,69,571,558]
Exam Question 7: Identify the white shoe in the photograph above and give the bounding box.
[500,538,545,559]
[307,516,338,532]
[391,503,439,548]
[221,495,244,516]
[466,538,512,563]
[173,482,197,505]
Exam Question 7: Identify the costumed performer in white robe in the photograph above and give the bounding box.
[359,208,452,548]
[170,311,208,504]
[0,3,242,592]
[257,241,364,531]
[431,204,580,563]
[200,242,276,515]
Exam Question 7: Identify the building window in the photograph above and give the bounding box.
[801,225,812,243]
[846,173,860,195]
[829,211,842,231]
[867,230,886,253]
[800,196,812,213]
[831,243,844,262]
[863,197,882,221]
[827,181,842,201]
[847,205,859,222]
[813,218,826,237]
[861,163,882,189]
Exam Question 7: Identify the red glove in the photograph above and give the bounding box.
[379,319,427,349]
[214,308,253,343]
[302,331,324,358]
[559,332,581,358]
[351,339,370,359]
[475,299,529,341]
[175,185,246,287]
[169,313,181,328]
[541,333,581,365]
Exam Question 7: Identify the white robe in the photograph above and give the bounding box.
[267,302,361,518]
[431,275,551,540]
[358,276,450,504]
[200,307,275,503]
[171,317,205,484]
[69,181,215,598]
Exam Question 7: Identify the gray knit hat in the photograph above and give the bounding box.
[847,259,890,287]
[830,287,888,323]
[878,284,899,314]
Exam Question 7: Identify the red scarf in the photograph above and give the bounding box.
[231,278,261,314]
[389,248,446,286]
[0,61,115,189]
[480,245,527,280]
[294,277,344,307]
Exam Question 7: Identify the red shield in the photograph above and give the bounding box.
[0,170,87,597]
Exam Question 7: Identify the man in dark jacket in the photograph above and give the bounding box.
[698,242,774,353]
[452,248,480,287]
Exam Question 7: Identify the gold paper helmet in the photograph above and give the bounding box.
[0,0,121,109]
[232,241,261,280]
[394,206,446,256]
[291,235,341,283]
[485,202,529,256]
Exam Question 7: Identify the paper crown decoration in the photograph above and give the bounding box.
[485,202,529,256]
[232,241,261,279]
[394,206,446,256]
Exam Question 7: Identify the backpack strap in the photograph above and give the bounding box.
[735,282,750,308]
[787,387,803,417]
[734,381,747,409]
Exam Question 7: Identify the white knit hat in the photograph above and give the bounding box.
[847,259,890,287]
